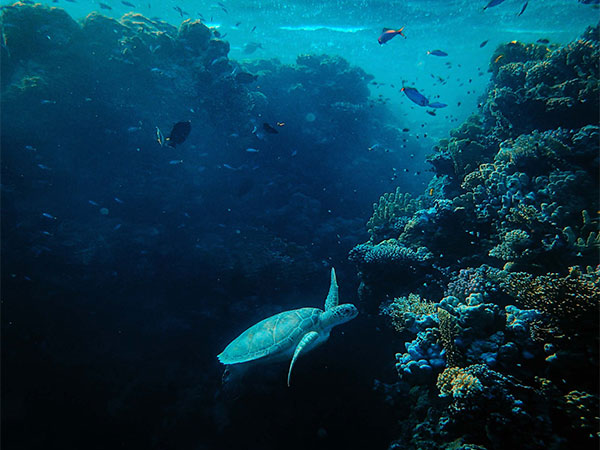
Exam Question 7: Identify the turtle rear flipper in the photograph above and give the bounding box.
[287,331,319,387]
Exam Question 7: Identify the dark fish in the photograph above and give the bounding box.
[536,38,550,44]
[378,27,405,45]
[402,128,410,132]
[174,5,184,17]
[401,87,429,107]
[426,110,436,116]
[166,121,191,147]
[428,101,447,108]
[235,72,258,84]
[579,0,599,4]
[517,1,528,16]
[121,1,135,6]
[243,42,263,54]
[427,49,448,56]
[235,21,241,27]
[483,0,505,10]
[99,2,112,10]
[250,25,257,32]
[263,123,279,134]
[480,39,489,48]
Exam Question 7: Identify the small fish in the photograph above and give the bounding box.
[234,21,241,27]
[426,110,437,116]
[174,5,184,17]
[401,87,429,107]
[113,223,122,230]
[37,163,51,170]
[480,39,489,48]
[166,121,191,147]
[250,25,256,32]
[99,2,112,10]
[242,42,263,54]
[378,27,406,45]
[42,212,57,220]
[235,72,258,84]
[427,49,448,56]
[169,159,183,165]
[156,126,165,146]
[41,231,53,236]
[517,1,528,16]
[114,197,124,204]
[536,38,550,44]
[428,101,447,108]
[494,54,504,63]
[40,99,56,104]
[121,1,135,6]
[25,145,36,151]
[88,200,100,206]
[483,0,506,10]
[127,126,141,133]
[263,123,279,134]
[246,148,259,152]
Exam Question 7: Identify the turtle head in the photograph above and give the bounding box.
[321,303,358,330]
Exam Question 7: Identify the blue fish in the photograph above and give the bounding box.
[483,0,505,9]
[427,49,448,57]
[517,1,528,16]
[378,27,406,45]
[42,212,56,220]
[428,101,448,108]
[401,87,430,107]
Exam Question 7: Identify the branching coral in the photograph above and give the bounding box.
[366,188,422,243]
[437,366,483,399]
[384,293,437,333]
[562,210,600,255]
[489,229,532,261]
[500,266,600,325]
[437,308,462,368]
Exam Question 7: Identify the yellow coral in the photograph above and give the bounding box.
[501,266,600,323]
[366,188,423,242]
[437,308,461,367]
[437,367,483,399]
[388,294,436,333]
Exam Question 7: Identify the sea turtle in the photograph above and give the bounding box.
[217,268,358,386]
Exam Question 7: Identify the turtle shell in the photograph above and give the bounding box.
[218,307,321,365]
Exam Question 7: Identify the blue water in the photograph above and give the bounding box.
[1,1,598,449]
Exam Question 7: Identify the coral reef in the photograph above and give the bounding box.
[362,27,599,450]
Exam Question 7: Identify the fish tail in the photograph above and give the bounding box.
[398,27,406,38]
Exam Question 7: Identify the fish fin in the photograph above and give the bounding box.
[382,27,394,32]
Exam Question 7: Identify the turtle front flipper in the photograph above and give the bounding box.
[288,331,319,387]
[324,267,339,311]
